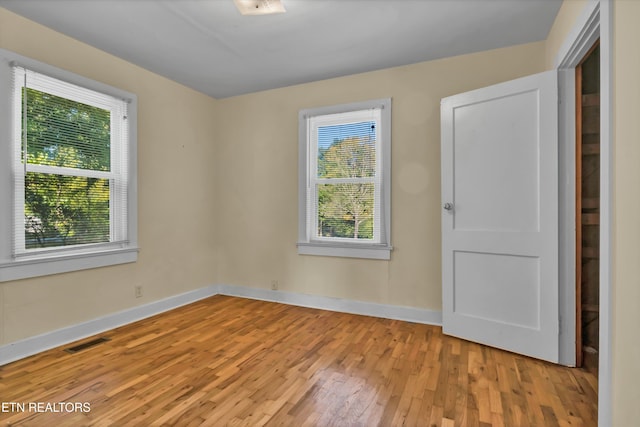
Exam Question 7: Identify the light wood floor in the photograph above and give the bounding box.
[0,295,597,426]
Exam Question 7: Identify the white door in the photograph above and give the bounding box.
[441,71,559,363]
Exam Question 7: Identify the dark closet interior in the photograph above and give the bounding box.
[576,43,600,375]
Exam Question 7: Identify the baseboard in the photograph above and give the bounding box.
[217,284,443,326]
[0,283,442,366]
[0,285,219,366]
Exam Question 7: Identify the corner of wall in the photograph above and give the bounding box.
[544,0,592,69]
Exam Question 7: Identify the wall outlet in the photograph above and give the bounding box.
[271,280,279,290]
[135,285,143,298]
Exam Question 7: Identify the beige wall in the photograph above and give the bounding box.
[611,1,640,424]
[215,42,546,310]
[0,8,218,344]
[544,0,590,68]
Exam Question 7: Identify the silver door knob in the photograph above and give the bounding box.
[443,202,453,211]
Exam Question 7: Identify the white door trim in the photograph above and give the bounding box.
[555,1,611,426]
[554,0,601,69]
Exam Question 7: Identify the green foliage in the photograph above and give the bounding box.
[318,136,375,179]
[25,88,111,170]
[22,88,112,249]
[317,136,375,239]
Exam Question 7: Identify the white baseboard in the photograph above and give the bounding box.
[0,285,219,366]
[217,284,442,326]
[0,283,442,366]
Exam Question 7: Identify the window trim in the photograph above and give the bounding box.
[0,48,138,282]
[297,98,392,260]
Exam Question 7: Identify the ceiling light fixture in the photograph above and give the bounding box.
[233,0,286,16]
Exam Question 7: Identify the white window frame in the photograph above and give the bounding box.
[298,98,392,260]
[0,49,138,282]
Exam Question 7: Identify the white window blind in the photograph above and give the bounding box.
[11,65,129,256]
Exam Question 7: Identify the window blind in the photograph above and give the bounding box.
[307,107,383,243]
[11,65,129,255]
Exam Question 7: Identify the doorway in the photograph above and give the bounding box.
[576,42,600,375]
[554,1,610,424]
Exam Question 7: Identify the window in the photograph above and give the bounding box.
[298,98,391,259]
[0,49,137,282]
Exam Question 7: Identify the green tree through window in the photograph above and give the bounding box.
[23,88,111,248]
[317,132,375,240]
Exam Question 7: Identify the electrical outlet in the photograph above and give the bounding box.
[135,285,143,298]
[271,280,278,290]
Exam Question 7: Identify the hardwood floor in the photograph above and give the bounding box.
[0,295,597,426]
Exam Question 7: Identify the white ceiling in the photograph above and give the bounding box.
[0,0,562,99]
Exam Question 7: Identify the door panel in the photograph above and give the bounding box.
[441,71,559,363]
[453,251,540,328]
[453,90,540,232]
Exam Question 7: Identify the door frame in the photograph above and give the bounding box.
[554,0,611,425]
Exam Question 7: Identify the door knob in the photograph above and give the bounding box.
[443,202,453,211]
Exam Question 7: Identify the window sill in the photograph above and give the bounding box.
[0,246,139,282]
[297,242,392,260]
